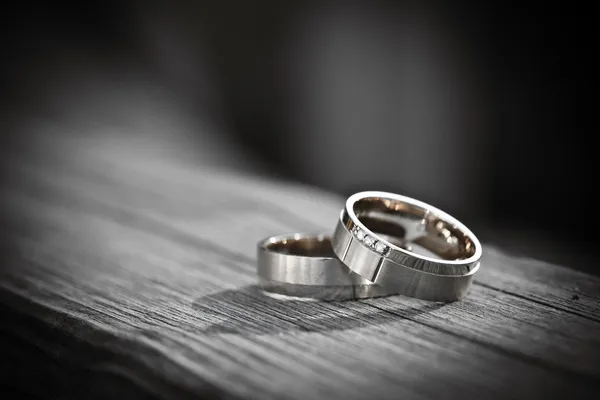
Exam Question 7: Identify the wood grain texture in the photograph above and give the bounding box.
[1,134,599,400]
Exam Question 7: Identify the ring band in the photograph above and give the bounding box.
[257,233,397,300]
[331,191,482,301]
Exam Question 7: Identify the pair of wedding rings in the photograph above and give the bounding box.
[257,191,481,302]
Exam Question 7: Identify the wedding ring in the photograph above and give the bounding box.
[331,191,481,301]
[257,233,397,300]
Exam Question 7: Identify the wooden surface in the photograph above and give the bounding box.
[1,134,599,400]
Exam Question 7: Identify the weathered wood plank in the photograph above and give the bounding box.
[1,137,599,399]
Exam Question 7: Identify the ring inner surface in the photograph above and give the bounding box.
[267,237,335,257]
[353,197,476,260]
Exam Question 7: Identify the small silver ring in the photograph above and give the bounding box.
[257,233,397,300]
[331,191,481,301]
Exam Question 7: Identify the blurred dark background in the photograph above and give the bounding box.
[0,1,592,271]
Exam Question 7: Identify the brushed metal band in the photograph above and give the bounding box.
[331,191,482,302]
[257,233,397,300]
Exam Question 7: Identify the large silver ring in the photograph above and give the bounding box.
[257,233,397,300]
[331,191,482,301]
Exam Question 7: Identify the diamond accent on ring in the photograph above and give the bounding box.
[375,241,387,253]
[355,228,365,240]
[352,225,388,254]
